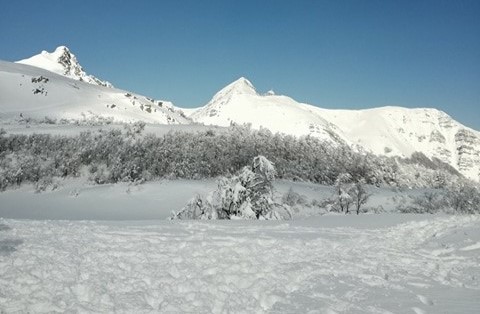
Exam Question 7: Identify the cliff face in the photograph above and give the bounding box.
[455,129,480,180]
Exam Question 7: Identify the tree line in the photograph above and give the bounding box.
[0,124,466,191]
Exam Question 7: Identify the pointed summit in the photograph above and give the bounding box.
[50,46,77,71]
[206,77,257,106]
[228,77,256,93]
[218,77,257,96]
[16,46,112,88]
[222,76,257,94]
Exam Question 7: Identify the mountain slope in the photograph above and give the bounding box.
[16,46,113,88]
[190,77,348,144]
[308,106,480,182]
[0,60,189,124]
[190,78,480,181]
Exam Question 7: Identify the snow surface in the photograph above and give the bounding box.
[0,179,411,220]
[1,179,479,313]
[0,60,190,124]
[1,215,479,313]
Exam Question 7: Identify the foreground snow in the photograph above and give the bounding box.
[1,215,479,313]
[0,179,413,220]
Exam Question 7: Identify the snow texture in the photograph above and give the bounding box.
[0,215,479,313]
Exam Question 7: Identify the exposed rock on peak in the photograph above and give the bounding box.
[16,46,113,88]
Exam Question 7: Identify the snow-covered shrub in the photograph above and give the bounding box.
[0,124,469,191]
[171,156,290,220]
[88,163,111,184]
[124,121,146,138]
[171,194,214,220]
[329,175,370,214]
[396,180,480,214]
[444,180,480,214]
[34,176,58,193]
[398,191,446,214]
[282,187,308,207]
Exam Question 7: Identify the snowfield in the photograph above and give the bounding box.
[2,44,479,313]
[1,215,479,313]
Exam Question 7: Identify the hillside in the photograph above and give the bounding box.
[190,78,480,181]
[0,60,189,124]
[190,77,348,145]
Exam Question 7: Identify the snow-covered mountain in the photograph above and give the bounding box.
[190,77,348,145]
[0,60,189,124]
[2,45,479,181]
[16,46,113,88]
[190,78,480,181]
[312,106,480,181]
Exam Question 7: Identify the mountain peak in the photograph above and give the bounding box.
[219,76,257,95]
[16,46,113,88]
[50,45,70,55]
[51,46,73,62]
[201,77,258,109]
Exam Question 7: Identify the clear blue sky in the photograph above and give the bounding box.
[1,0,479,129]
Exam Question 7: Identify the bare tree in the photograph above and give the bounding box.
[351,180,370,215]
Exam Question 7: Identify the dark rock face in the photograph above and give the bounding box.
[455,129,480,177]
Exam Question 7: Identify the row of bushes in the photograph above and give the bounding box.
[0,124,464,191]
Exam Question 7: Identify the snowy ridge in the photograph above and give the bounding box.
[190,78,480,181]
[190,77,348,145]
[16,46,113,88]
[308,105,480,181]
[0,60,189,124]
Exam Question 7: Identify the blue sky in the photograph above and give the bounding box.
[1,0,479,129]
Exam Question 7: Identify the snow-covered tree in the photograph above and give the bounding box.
[333,173,354,213]
[351,179,370,215]
[171,156,287,220]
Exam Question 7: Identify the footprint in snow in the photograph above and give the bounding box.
[0,223,23,256]
[0,239,23,256]
[0,223,11,231]
[411,307,426,314]
[417,294,434,306]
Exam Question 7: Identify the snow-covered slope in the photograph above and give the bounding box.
[0,60,189,124]
[190,77,348,144]
[190,78,480,181]
[16,46,113,88]
[311,106,480,181]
